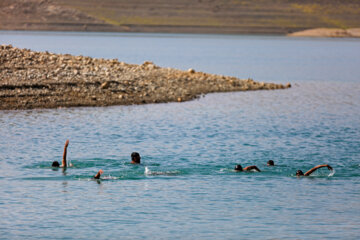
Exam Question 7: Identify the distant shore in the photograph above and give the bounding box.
[288,28,360,38]
[0,45,290,110]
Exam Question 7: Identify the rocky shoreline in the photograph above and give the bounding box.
[0,45,291,110]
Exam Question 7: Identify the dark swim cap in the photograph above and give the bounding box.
[296,170,304,176]
[131,152,141,163]
[267,160,274,166]
[52,161,60,167]
[234,165,243,171]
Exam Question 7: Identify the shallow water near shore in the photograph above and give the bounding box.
[1,31,360,239]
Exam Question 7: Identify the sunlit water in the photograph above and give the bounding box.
[1,31,360,239]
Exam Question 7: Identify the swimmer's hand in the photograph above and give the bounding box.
[94,169,104,179]
[64,139,69,148]
[327,165,333,171]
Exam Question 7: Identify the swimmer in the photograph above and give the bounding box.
[131,152,141,164]
[93,169,104,179]
[267,160,275,166]
[52,139,72,168]
[296,164,333,176]
[234,164,261,172]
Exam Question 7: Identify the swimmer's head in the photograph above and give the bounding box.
[131,152,141,164]
[267,160,274,166]
[52,161,60,167]
[234,165,243,171]
[296,170,304,176]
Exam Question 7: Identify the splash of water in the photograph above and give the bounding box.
[102,174,118,180]
[328,169,335,177]
[144,166,178,176]
[145,166,151,175]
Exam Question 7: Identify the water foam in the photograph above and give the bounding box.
[328,169,335,177]
[145,166,151,175]
[102,175,118,180]
[144,166,179,176]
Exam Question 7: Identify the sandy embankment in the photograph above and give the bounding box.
[288,28,360,38]
[0,45,291,110]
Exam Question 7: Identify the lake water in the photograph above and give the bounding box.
[0,31,360,239]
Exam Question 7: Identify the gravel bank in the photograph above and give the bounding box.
[0,45,291,110]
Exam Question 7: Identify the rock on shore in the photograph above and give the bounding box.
[0,45,291,110]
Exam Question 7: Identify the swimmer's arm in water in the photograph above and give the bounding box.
[243,165,261,172]
[94,169,104,179]
[304,164,333,176]
[61,139,69,167]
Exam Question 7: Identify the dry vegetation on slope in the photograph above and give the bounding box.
[1,0,360,34]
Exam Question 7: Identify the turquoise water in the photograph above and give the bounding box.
[1,31,360,239]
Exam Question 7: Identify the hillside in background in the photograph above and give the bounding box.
[1,0,360,34]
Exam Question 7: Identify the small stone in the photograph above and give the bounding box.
[5,44,12,49]
[188,68,195,74]
[147,64,155,70]
[100,82,110,89]
[177,97,182,102]
[142,61,153,66]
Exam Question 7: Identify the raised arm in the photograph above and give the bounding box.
[243,165,261,172]
[61,139,69,167]
[304,164,333,176]
[94,169,104,179]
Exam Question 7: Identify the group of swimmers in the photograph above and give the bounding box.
[52,140,333,179]
[236,159,333,176]
[51,140,142,179]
